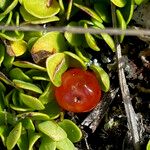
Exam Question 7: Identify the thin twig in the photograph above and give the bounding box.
[111,3,140,150]
[1,25,150,36]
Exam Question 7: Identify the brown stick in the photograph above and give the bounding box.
[111,3,140,150]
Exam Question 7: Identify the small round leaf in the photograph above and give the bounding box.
[58,119,82,143]
[22,0,60,18]
[38,121,67,141]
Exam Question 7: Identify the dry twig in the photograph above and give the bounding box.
[111,3,140,150]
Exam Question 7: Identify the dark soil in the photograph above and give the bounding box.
[72,36,150,150]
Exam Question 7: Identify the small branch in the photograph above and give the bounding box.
[81,87,119,133]
[111,3,140,150]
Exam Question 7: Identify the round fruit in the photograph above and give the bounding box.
[54,68,102,113]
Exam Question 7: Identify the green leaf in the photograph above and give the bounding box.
[0,31,24,41]
[0,81,6,91]
[17,112,50,120]
[6,40,27,57]
[46,53,69,87]
[56,138,75,150]
[116,9,126,43]
[73,3,103,23]
[58,119,82,143]
[31,32,67,63]
[0,125,5,136]
[0,0,8,10]
[39,82,55,105]
[20,6,59,24]
[4,90,14,107]
[41,100,61,120]
[10,104,33,112]
[9,68,32,82]
[0,0,18,21]
[0,71,15,86]
[121,0,134,24]
[111,0,127,7]
[101,32,115,51]
[28,133,41,150]
[13,79,43,94]
[0,111,17,125]
[84,23,100,51]
[90,64,110,92]
[66,0,73,20]
[6,122,22,150]
[94,2,111,23]
[75,47,90,63]
[38,121,67,141]
[22,0,60,18]
[3,52,14,70]
[147,140,150,150]
[64,51,87,69]
[13,61,46,71]
[0,91,5,111]
[0,43,5,66]
[64,22,84,46]
[39,136,56,150]
[17,130,29,150]
[19,93,45,110]
[135,0,146,5]
[22,118,35,131]
[12,89,21,106]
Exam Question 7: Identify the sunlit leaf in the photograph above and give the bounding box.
[13,61,46,71]
[90,64,110,92]
[38,121,67,141]
[64,22,84,46]
[19,93,45,110]
[56,138,75,150]
[46,53,69,87]
[116,9,126,43]
[31,32,67,63]
[135,0,146,5]
[6,122,22,150]
[28,133,41,150]
[111,0,127,7]
[13,79,43,94]
[6,40,27,57]
[73,3,103,23]
[64,51,87,69]
[17,112,50,120]
[147,140,150,150]
[84,23,100,51]
[22,0,60,18]
[39,136,56,150]
[58,119,82,143]
[9,68,32,82]
[20,6,59,24]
